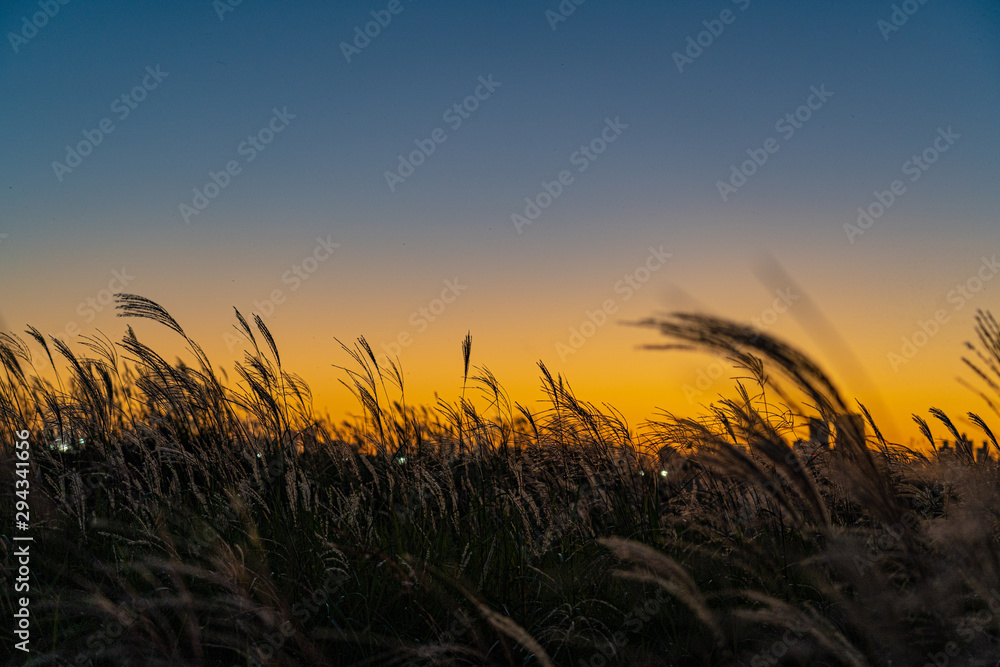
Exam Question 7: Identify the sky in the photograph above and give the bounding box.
[1,0,998,445]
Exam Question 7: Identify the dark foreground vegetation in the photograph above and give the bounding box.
[3,295,1000,665]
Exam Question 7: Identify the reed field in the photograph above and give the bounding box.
[4,294,1000,666]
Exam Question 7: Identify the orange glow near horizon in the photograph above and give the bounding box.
[5,238,994,452]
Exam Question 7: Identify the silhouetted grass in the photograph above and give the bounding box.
[2,295,1000,665]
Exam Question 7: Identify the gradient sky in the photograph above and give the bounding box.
[2,1,998,444]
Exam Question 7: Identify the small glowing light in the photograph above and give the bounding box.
[396,456,406,464]
[50,439,71,452]
[660,470,668,477]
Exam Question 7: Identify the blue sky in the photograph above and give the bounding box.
[2,0,998,439]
